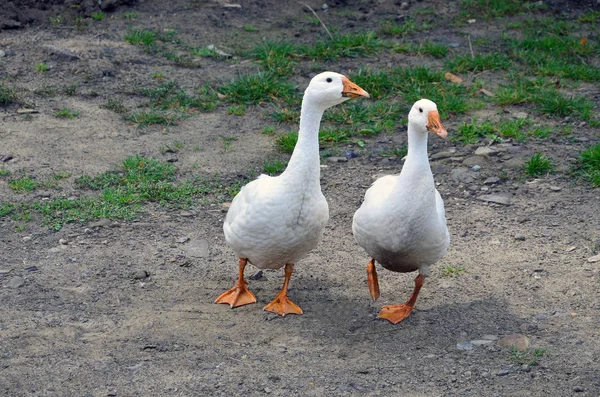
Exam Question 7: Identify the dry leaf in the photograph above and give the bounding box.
[444,72,463,84]
[478,88,495,97]
[580,37,587,46]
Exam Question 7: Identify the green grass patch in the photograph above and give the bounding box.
[124,29,158,47]
[454,119,496,144]
[227,104,246,116]
[379,17,432,37]
[510,348,547,366]
[220,72,295,104]
[301,32,383,61]
[36,63,49,72]
[0,169,11,177]
[0,85,16,105]
[124,110,178,126]
[276,132,298,153]
[244,25,258,32]
[263,160,287,174]
[91,12,105,21]
[9,177,39,193]
[122,12,137,20]
[101,98,128,114]
[447,53,512,73]
[56,108,78,118]
[249,41,297,76]
[524,153,554,177]
[575,143,600,187]
[381,145,408,158]
[459,0,544,19]
[441,264,466,277]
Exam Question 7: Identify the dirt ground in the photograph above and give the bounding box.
[1,0,600,396]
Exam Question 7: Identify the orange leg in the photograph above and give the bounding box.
[379,274,425,324]
[215,257,257,308]
[367,258,380,301]
[264,263,303,316]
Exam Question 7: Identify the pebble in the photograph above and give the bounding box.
[484,177,500,185]
[176,237,190,243]
[7,276,25,288]
[549,186,561,191]
[586,253,600,263]
[573,386,584,392]
[327,157,348,163]
[470,339,494,346]
[497,334,530,351]
[471,165,481,172]
[497,369,510,376]
[59,238,68,245]
[477,194,511,205]
[133,270,148,280]
[456,341,474,351]
[22,236,32,241]
[535,313,549,320]
[430,150,457,160]
[475,147,497,156]
[0,50,5,57]
[515,234,526,241]
[482,335,498,341]
[400,1,410,10]
[180,210,194,217]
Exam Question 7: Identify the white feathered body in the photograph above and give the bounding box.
[353,152,450,274]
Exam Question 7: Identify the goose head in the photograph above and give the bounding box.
[408,99,448,139]
[304,71,370,110]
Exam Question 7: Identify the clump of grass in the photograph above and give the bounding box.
[220,136,238,152]
[56,108,78,118]
[220,72,296,104]
[575,143,600,187]
[276,132,298,153]
[379,17,431,37]
[124,29,157,47]
[91,12,105,21]
[454,119,496,144]
[244,25,258,32]
[524,153,554,177]
[0,169,11,177]
[124,110,178,127]
[447,53,512,73]
[498,118,530,141]
[441,265,465,277]
[9,177,39,193]
[34,85,57,98]
[0,85,16,105]
[381,146,408,158]
[227,104,246,116]
[269,107,299,123]
[459,0,544,19]
[36,63,49,72]
[249,41,297,76]
[101,98,128,114]
[301,32,383,61]
[0,202,14,217]
[263,160,287,174]
[510,348,547,366]
[262,126,277,136]
[123,12,137,20]
[418,41,449,58]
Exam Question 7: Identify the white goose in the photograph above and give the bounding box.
[352,99,450,324]
[216,72,369,316]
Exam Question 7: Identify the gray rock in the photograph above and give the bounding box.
[475,147,497,156]
[456,341,474,351]
[176,237,190,244]
[179,210,195,217]
[133,270,148,279]
[0,50,5,57]
[470,339,494,346]
[471,165,481,172]
[400,1,410,10]
[431,150,457,160]
[497,369,510,376]
[573,386,584,392]
[463,156,486,166]
[477,194,511,205]
[89,219,112,227]
[515,234,526,241]
[43,44,80,61]
[7,276,24,288]
[481,335,498,341]
[535,313,548,320]
[327,157,348,163]
[450,167,475,184]
[484,177,500,185]
[549,186,561,191]
[498,334,530,351]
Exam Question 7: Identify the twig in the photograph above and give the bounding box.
[298,1,333,40]
[467,35,474,59]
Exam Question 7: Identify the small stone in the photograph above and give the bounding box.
[180,210,194,217]
[587,253,600,263]
[221,202,231,212]
[133,270,148,279]
[176,237,190,244]
[515,234,526,241]
[7,276,25,288]
[321,3,328,10]
[471,165,481,172]
[497,369,510,376]
[475,147,497,156]
[470,339,494,346]
[484,177,500,185]
[400,1,410,10]
[249,271,264,280]
[535,313,548,320]
[574,137,589,142]
[573,386,584,392]
[456,341,473,351]
[430,149,457,160]
[22,236,32,241]
[327,157,348,163]
[481,334,498,341]
[89,219,111,228]
[477,194,511,205]
[0,50,5,57]
[59,238,68,245]
[565,246,576,252]
[450,167,475,184]
[549,186,561,191]
[497,334,530,351]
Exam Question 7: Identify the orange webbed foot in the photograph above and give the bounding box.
[263,293,303,316]
[215,281,257,308]
[378,304,414,324]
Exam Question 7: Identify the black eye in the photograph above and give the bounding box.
[419,108,423,113]
[326,78,332,83]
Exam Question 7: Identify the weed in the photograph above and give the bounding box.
[301,32,383,61]
[249,41,297,76]
[579,10,600,23]
[56,108,79,118]
[379,17,425,37]
[459,0,543,18]
[244,25,258,32]
[122,12,138,20]
[101,98,128,114]
[454,119,495,144]
[9,177,38,193]
[220,72,295,104]
[418,41,449,58]
[524,153,554,177]
[533,93,592,119]
[125,110,178,126]
[269,107,300,123]
[91,12,105,21]
[381,146,408,158]
[262,126,277,136]
[34,85,57,98]
[36,63,50,72]
[441,265,466,277]
[63,84,78,96]
[53,172,71,180]
[49,15,63,27]
[276,132,298,153]
[498,118,530,141]
[263,160,287,174]
[0,202,14,217]
[227,104,246,116]
[0,169,11,177]
[0,85,16,105]
[152,72,165,81]
[575,143,600,187]
[530,126,552,139]
[220,136,238,152]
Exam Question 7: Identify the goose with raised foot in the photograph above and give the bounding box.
[352,99,450,324]
[216,72,370,316]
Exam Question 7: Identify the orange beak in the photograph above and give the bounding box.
[426,110,448,139]
[341,76,370,98]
